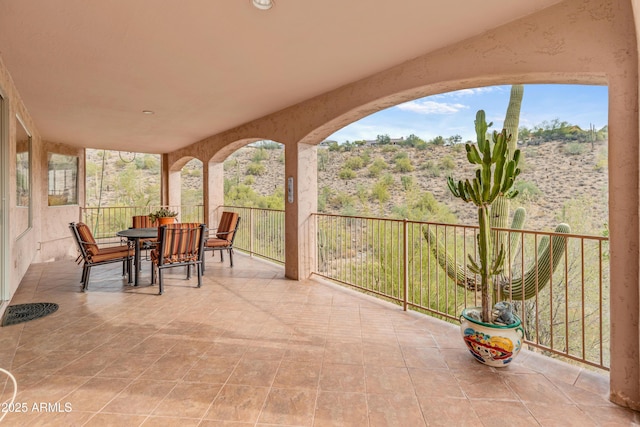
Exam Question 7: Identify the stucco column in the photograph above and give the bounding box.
[284,142,317,280]
[167,168,181,209]
[608,78,640,411]
[207,161,224,227]
[161,154,169,205]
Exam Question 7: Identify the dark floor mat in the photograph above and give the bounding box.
[2,302,59,327]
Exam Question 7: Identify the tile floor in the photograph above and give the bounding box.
[0,253,638,426]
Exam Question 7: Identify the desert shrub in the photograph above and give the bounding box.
[594,147,608,172]
[331,191,355,210]
[244,176,255,185]
[401,176,414,191]
[514,180,541,199]
[380,173,394,187]
[368,158,388,177]
[370,181,390,203]
[360,149,372,165]
[421,160,440,177]
[318,150,329,171]
[224,159,238,170]
[440,155,455,170]
[344,156,364,170]
[246,162,265,176]
[451,143,465,154]
[339,168,356,180]
[381,145,398,153]
[252,148,269,162]
[395,157,414,172]
[415,140,428,150]
[562,142,587,155]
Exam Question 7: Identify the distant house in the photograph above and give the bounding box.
[364,137,405,146]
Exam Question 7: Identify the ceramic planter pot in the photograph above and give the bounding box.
[460,307,524,367]
[157,217,176,226]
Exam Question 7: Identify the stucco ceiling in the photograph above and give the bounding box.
[0,0,562,153]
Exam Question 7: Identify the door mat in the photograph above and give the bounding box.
[2,303,59,327]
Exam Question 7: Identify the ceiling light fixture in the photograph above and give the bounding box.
[142,110,155,115]
[252,0,273,11]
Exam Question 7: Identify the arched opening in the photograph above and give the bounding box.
[313,83,610,369]
[180,157,204,222]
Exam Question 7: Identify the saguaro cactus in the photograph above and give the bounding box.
[442,110,521,323]
[424,86,570,309]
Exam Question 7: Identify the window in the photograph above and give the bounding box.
[48,153,78,206]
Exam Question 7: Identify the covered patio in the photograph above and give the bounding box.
[2,0,640,416]
[0,255,636,425]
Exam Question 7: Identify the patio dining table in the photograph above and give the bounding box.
[116,227,158,286]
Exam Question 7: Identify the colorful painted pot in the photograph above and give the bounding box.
[460,307,524,367]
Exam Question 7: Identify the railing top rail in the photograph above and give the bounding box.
[220,205,284,213]
[82,205,204,210]
[312,212,608,241]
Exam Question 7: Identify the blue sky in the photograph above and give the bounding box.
[326,84,609,143]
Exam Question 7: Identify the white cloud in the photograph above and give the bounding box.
[396,100,468,115]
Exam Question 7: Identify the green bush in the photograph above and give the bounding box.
[562,142,587,156]
[246,162,265,175]
[371,181,390,203]
[440,155,455,170]
[421,160,440,177]
[339,168,356,180]
[368,158,387,177]
[381,145,398,153]
[594,147,608,171]
[514,180,541,199]
[380,173,394,187]
[395,157,414,172]
[344,156,364,170]
[224,159,238,170]
[401,176,414,191]
[252,148,269,162]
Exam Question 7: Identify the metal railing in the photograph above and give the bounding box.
[80,205,204,240]
[215,206,285,264]
[313,213,610,370]
[78,205,610,370]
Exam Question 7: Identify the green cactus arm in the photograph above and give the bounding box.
[422,226,478,289]
[498,223,571,301]
[506,206,526,266]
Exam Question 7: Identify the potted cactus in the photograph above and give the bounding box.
[445,110,525,367]
[149,207,178,226]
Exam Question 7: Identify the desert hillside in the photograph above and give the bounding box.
[225,140,608,234]
[87,139,609,236]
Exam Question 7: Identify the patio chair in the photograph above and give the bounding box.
[150,223,206,295]
[131,214,158,254]
[203,211,240,270]
[69,222,133,292]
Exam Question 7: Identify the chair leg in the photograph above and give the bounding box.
[220,250,224,263]
[158,269,164,295]
[151,262,156,284]
[83,267,91,292]
[127,257,133,284]
[229,248,234,267]
[186,264,191,280]
[197,263,202,288]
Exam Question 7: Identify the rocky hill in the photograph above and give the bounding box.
[226,140,609,234]
[87,139,609,236]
